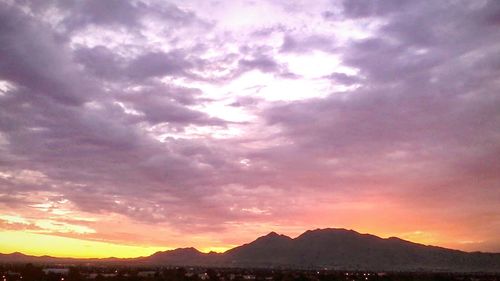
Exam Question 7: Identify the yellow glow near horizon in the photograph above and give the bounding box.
[199,246,233,253]
[0,231,168,258]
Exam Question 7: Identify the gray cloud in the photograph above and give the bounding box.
[238,55,279,73]
[280,34,335,54]
[341,0,415,19]
[60,0,145,30]
[0,4,93,105]
[127,51,195,80]
[261,0,500,222]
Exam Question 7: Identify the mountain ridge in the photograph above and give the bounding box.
[1,228,499,272]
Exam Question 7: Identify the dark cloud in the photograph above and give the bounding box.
[60,0,145,30]
[126,51,195,80]
[341,0,414,19]
[238,55,279,73]
[118,90,224,126]
[324,72,361,85]
[19,0,206,33]
[75,44,216,82]
[74,46,126,80]
[0,3,92,105]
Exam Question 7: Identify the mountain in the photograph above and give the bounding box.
[224,231,294,266]
[143,247,220,265]
[1,228,499,272]
[217,228,500,271]
[0,252,130,265]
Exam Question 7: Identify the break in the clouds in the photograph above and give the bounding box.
[0,0,499,254]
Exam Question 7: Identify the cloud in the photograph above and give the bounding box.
[0,0,499,252]
[0,3,94,105]
[61,0,144,30]
[74,46,127,80]
[324,72,361,85]
[260,0,500,239]
[280,34,335,54]
[0,2,236,226]
[239,55,279,73]
[126,51,196,80]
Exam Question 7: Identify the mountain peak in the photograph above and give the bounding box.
[170,247,201,254]
[298,228,357,238]
[9,252,28,257]
[180,247,199,251]
[257,231,292,241]
[150,247,201,257]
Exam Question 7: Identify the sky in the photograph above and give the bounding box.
[0,0,499,258]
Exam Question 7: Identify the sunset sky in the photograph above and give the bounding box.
[0,0,499,258]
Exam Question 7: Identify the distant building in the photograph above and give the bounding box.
[4,271,21,278]
[198,273,209,280]
[87,273,118,279]
[137,271,156,277]
[42,268,69,275]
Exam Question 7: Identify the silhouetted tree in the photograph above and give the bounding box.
[68,267,82,281]
[206,269,217,281]
[20,263,44,281]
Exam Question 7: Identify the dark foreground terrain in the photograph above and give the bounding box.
[1,264,500,281]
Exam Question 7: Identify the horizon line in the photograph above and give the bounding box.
[1,228,497,260]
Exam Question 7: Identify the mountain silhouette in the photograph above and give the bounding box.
[144,247,219,265]
[1,228,499,272]
[223,231,294,266]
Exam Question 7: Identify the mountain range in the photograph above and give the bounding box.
[1,228,499,272]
